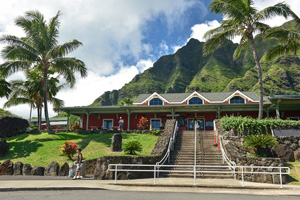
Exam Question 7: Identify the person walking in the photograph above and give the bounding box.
[73,148,83,180]
[118,117,124,131]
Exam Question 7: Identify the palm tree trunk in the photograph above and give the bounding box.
[43,68,54,134]
[39,106,42,131]
[37,106,41,131]
[29,104,32,126]
[249,35,264,119]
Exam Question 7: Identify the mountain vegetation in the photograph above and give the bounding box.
[91,20,300,107]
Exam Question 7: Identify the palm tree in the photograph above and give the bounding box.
[0,10,87,133]
[120,98,133,106]
[4,69,64,131]
[264,21,300,60]
[0,78,11,98]
[203,0,298,119]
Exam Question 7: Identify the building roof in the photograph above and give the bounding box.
[133,91,260,104]
[41,121,67,126]
[31,117,68,122]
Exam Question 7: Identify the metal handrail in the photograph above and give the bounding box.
[108,164,290,188]
[156,121,178,166]
[194,121,197,166]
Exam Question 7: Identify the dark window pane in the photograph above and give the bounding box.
[189,97,203,105]
[149,98,163,105]
[230,96,245,104]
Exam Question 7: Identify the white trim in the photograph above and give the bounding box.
[102,119,114,130]
[141,92,169,104]
[150,118,162,130]
[182,91,210,103]
[224,90,258,103]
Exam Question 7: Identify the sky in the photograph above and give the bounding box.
[0,0,299,119]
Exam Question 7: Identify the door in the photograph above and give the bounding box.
[103,119,113,130]
[188,119,205,130]
[151,119,161,130]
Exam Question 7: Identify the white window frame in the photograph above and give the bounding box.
[229,95,246,104]
[150,118,162,130]
[102,119,114,130]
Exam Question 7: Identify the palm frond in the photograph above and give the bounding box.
[4,97,33,108]
[233,35,249,60]
[257,3,292,21]
[47,39,83,59]
[209,0,247,21]
[0,61,32,77]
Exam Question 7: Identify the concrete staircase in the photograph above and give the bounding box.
[163,130,233,179]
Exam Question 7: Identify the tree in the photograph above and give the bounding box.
[4,69,64,131]
[120,98,133,106]
[0,78,11,98]
[264,20,300,60]
[0,10,87,133]
[203,0,298,119]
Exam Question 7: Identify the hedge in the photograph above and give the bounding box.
[0,117,29,138]
[220,116,300,136]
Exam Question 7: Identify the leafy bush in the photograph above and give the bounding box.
[243,134,278,155]
[123,140,142,155]
[151,130,161,136]
[71,123,80,130]
[60,141,79,159]
[137,117,148,130]
[0,117,29,138]
[220,116,300,135]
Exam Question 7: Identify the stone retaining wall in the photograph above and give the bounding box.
[215,119,287,184]
[93,119,176,180]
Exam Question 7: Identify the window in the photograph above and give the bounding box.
[103,119,113,130]
[230,96,245,104]
[151,119,161,130]
[149,98,163,105]
[189,97,203,105]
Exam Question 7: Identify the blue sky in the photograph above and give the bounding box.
[0,0,298,118]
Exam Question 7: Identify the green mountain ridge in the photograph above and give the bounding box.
[91,21,300,106]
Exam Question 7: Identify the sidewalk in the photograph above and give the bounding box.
[1,176,300,196]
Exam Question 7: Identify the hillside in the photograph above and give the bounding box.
[0,108,19,119]
[91,21,300,106]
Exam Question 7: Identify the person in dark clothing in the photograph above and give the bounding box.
[73,148,83,180]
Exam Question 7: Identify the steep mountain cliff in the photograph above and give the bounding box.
[91,21,300,106]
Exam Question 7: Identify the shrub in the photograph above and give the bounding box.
[243,134,278,155]
[151,130,161,136]
[137,117,148,130]
[0,117,29,138]
[220,116,300,135]
[60,141,79,159]
[123,140,142,155]
[71,123,81,130]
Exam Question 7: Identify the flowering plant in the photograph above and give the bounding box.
[60,141,79,159]
[137,117,148,130]
[71,123,80,130]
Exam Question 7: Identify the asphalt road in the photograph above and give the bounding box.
[0,190,299,200]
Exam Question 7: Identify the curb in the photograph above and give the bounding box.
[0,187,106,192]
[111,183,294,190]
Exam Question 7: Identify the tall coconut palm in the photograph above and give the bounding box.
[0,78,11,98]
[4,69,64,131]
[264,22,300,60]
[0,10,87,133]
[203,0,298,119]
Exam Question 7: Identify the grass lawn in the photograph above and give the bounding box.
[286,162,300,185]
[0,132,159,167]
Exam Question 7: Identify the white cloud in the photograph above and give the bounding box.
[172,45,182,53]
[190,20,220,42]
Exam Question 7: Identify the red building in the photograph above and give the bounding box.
[61,91,300,131]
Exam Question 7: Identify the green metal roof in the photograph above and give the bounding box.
[41,121,67,126]
[31,117,68,122]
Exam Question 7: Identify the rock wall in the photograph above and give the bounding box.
[93,119,176,180]
[215,120,287,184]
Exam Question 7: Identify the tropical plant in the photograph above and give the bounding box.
[137,116,148,130]
[220,116,300,136]
[123,140,142,155]
[0,78,11,98]
[264,22,300,60]
[151,130,161,136]
[203,0,298,119]
[60,141,79,159]
[0,10,87,134]
[71,123,81,130]
[243,134,278,155]
[4,69,64,131]
[120,98,133,106]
